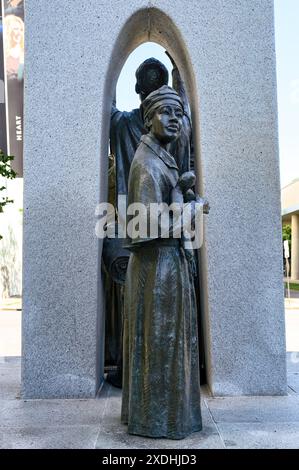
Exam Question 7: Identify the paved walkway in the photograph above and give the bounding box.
[0,311,21,357]
[0,355,299,449]
[1,299,299,449]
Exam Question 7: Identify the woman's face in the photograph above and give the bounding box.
[10,21,24,45]
[150,104,183,144]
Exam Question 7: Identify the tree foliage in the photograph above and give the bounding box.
[282,224,292,243]
[0,149,17,240]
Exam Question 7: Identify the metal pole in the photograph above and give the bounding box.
[286,258,291,303]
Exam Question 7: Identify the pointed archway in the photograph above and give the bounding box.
[97,7,209,394]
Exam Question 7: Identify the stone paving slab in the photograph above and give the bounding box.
[96,386,225,449]
[1,355,299,448]
[95,426,225,450]
[0,395,108,428]
[287,374,299,394]
[0,356,21,366]
[287,386,298,396]
[0,366,21,400]
[0,425,100,449]
[217,422,299,449]
[206,395,299,423]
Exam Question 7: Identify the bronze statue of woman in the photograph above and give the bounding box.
[121,85,208,439]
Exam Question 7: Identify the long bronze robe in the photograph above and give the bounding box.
[121,134,202,440]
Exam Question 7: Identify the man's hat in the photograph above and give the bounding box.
[135,58,169,95]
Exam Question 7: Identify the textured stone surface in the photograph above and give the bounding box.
[0,425,100,449]
[95,427,225,450]
[0,394,108,428]
[96,385,225,449]
[0,357,21,400]
[0,360,100,449]
[23,0,286,397]
[1,364,299,449]
[0,366,21,400]
[217,422,299,449]
[288,375,299,394]
[207,395,299,423]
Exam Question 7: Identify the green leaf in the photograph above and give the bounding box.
[0,150,16,240]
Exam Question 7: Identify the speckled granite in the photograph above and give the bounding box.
[22,0,286,398]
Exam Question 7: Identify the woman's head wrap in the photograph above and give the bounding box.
[142,85,184,122]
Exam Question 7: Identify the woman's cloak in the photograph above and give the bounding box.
[121,134,202,440]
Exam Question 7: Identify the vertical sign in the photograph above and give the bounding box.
[2,0,24,176]
[0,1,7,154]
[284,240,291,301]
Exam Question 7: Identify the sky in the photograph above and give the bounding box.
[274,0,299,187]
[116,43,173,110]
[116,0,299,189]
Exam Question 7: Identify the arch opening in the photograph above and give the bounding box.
[97,7,209,394]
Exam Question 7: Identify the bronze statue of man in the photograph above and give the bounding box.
[110,56,193,201]
[121,86,207,439]
[110,58,169,200]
